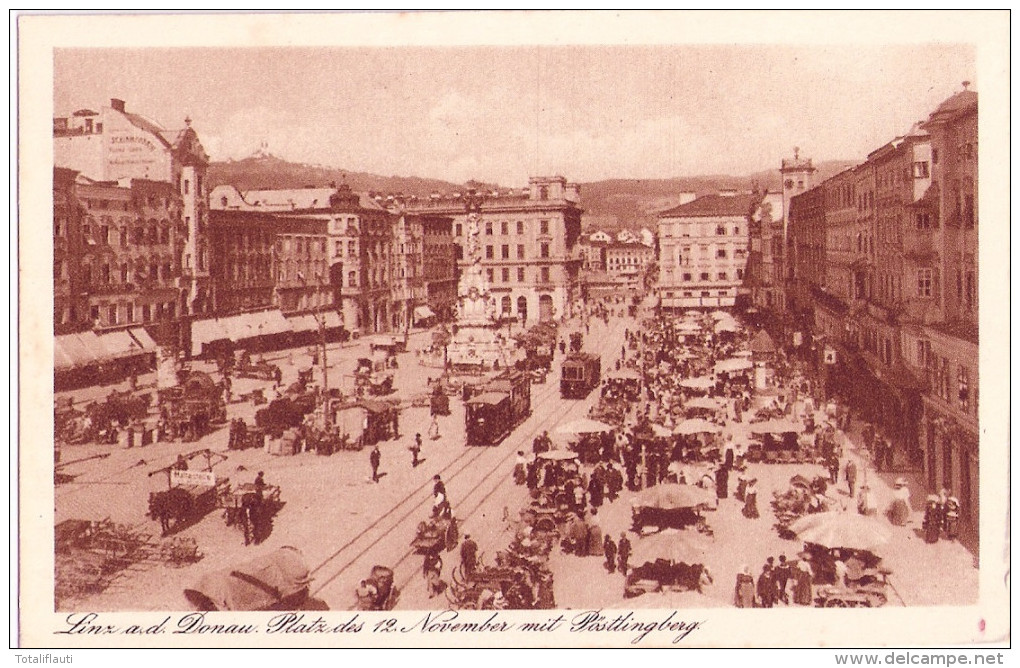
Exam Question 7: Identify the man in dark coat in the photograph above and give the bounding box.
[617,533,632,575]
[588,468,605,509]
[715,465,729,500]
[603,534,617,573]
[370,445,381,483]
[460,534,478,578]
[410,433,422,468]
[845,458,858,498]
[433,474,446,498]
[757,560,776,608]
[774,555,791,605]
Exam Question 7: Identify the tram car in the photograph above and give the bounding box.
[465,370,532,446]
[560,352,602,399]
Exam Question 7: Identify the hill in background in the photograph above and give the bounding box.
[208,155,857,231]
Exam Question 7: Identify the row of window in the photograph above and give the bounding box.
[674,269,744,283]
[482,266,551,284]
[72,300,179,327]
[664,224,744,238]
[60,257,179,285]
[662,290,732,298]
[481,243,551,260]
[675,247,747,264]
[454,220,550,237]
[927,353,976,416]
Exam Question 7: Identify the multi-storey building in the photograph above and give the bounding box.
[54,98,212,317]
[417,213,458,323]
[55,173,185,337]
[207,210,277,315]
[211,182,396,335]
[404,176,583,324]
[53,168,85,335]
[605,241,654,279]
[788,85,979,538]
[656,192,761,310]
[911,86,979,531]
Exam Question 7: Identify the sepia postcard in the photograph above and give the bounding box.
[15,10,1011,651]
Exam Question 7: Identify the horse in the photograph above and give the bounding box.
[148,487,194,536]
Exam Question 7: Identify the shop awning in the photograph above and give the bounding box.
[323,311,343,329]
[257,309,294,336]
[413,305,436,322]
[98,330,148,358]
[288,314,319,333]
[191,318,232,355]
[54,337,76,370]
[129,327,158,351]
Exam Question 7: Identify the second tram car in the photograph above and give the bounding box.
[560,352,602,399]
[464,370,532,446]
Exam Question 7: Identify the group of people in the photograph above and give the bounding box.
[923,488,962,543]
[734,555,813,608]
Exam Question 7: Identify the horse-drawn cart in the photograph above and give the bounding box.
[147,449,229,536]
[411,516,460,554]
[221,482,283,546]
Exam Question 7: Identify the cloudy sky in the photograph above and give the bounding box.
[54,41,975,185]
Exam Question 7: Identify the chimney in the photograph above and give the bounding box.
[110,98,126,113]
[962,81,971,91]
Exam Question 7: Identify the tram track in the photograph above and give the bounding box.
[307,372,569,598]
[306,317,626,607]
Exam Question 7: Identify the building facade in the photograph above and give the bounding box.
[656,192,761,310]
[207,210,277,316]
[53,170,186,345]
[404,176,583,325]
[54,98,212,317]
[788,85,979,538]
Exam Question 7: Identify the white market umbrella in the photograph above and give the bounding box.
[555,418,616,435]
[684,396,721,411]
[714,358,753,373]
[673,418,723,435]
[789,512,892,551]
[680,376,715,390]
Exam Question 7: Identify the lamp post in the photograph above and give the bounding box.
[300,273,331,426]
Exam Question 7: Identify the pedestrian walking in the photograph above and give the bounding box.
[603,535,617,573]
[460,534,478,578]
[845,458,858,497]
[742,478,759,518]
[826,453,840,485]
[410,433,422,468]
[774,555,791,604]
[423,549,446,598]
[734,565,755,608]
[757,560,776,608]
[792,558,813,605]
[370,445,381,482]
[617,532,632,575]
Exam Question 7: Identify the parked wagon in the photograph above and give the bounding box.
[221,482,283,546]
[629,485,716,536]
[234,352,281,381]
[411,516,460,554]
[184,546,318,611]
[227,418,266,451]
[146,449,229,536]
